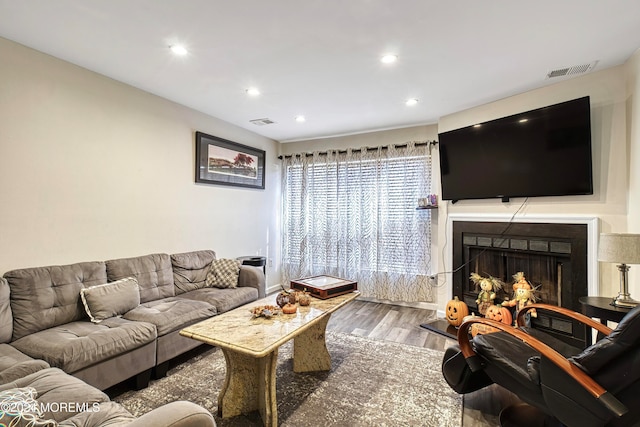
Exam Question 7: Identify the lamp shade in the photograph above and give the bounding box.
[597,233,640,264]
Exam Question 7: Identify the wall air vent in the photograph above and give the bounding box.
[249,118,276,126]
[546,61,598,79]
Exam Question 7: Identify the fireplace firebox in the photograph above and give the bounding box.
[452,221,589,348]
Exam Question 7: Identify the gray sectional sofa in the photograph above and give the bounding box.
[0,363,216,426]
[0,249,265,426]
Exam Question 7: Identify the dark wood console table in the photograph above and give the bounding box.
[579,296,632,344]
[236,256,267,274]
[579,296,631,323]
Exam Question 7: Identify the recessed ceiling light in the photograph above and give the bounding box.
[405,98,419,106]
[169,45,188,55]
[295,115,306,123]
[381,54,398,64]
[246,88,260,96]
[473,124,482,128]
[519,118,529,123]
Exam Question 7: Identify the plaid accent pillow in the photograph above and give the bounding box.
[205,258,241,289]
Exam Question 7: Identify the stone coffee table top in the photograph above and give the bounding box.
[180,291,359,357]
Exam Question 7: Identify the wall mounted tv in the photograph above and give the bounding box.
[438,96,593,202]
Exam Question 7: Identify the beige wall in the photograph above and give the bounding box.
[0,37,282,288]
[626,48,640,295]
[627,49,640,232]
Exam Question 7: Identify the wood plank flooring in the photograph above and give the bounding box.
[327,299,453,351]
[327,299,522,427]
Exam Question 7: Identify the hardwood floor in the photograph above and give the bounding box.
[327,299,453,351]
[327,299,521,427]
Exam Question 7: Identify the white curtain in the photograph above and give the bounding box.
[281,142,434,303]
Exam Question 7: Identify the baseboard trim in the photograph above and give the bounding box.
[356,296,438,311]
[266,284,438,311]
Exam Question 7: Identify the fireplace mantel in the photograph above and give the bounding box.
[446,214,599,297]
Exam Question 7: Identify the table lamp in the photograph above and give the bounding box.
[598,233,640,308]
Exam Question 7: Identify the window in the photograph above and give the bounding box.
[281,143,434,303]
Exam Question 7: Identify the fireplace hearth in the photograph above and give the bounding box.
[452,220,589,347]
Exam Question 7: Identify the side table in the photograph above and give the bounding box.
[236,256,267,275]
[579,296,632,345]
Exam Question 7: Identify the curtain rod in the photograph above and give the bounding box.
[277,140,438,160]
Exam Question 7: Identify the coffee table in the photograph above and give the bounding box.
[180,291,359,427]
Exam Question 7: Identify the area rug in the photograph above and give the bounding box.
[113,331,462,426]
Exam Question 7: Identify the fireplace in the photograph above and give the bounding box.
[452,220,590,347]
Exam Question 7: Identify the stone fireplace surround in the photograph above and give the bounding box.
[445,214,598,347]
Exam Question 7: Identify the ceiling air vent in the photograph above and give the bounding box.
[546,61,598,79]
[249,118,276,126]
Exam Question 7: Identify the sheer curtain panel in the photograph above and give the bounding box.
[281,142,433,303]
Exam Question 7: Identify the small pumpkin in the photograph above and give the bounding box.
[462,313,479,324]
[485,304,513,325]
[282,303,297,314]
[276,291,296,308]
[445,296,469,327]
[298,292,311,306]
[275,292,289,307]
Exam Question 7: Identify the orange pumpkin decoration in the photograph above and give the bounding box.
[282,303,297,314]
[485,304,512,325]
[445,296,469,327]
[298,293,311,306]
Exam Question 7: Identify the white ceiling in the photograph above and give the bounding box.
[1,0,640,143]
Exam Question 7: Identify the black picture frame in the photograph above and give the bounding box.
[195,131,266,189]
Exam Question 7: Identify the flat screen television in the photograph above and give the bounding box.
[438,96,593,202]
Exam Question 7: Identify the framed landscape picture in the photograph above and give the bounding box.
[195,131,266,189]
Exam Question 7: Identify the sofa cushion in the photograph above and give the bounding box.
[0,278,12,343]
[0,360,51,386]
[9,318,156,374]
[0,386,56,426]
[205,258,241,289]
[0,344,49,384]
[4,262,107,341]
[80,277,140,323]
[238,265,266,298]
[106,254,175,303]
[0,343,34,370]
[177,286,259,314]
[0,367,110,423]
[123,297,216,336]
[171,250,216,295]
[58,401,135,426]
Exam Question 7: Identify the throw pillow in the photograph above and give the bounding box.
[205,259,241,289]
[0,387,57,426]
[80,277,141,323]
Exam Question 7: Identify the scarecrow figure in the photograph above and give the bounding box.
[470,273,504,316]
[504,272,538,325]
